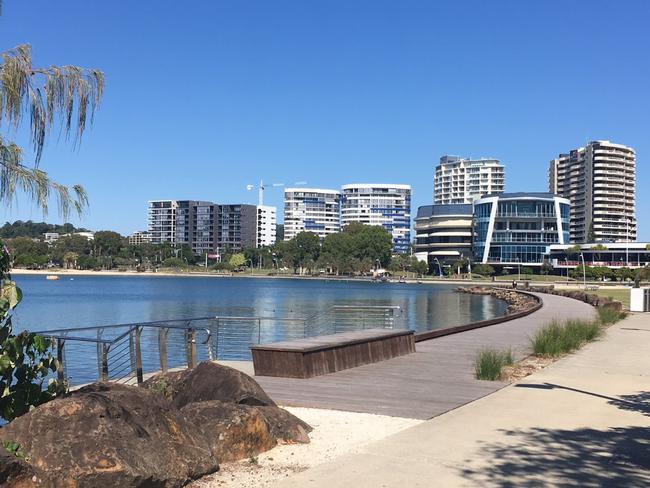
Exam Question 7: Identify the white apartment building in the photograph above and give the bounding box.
[128,231,152,245]
[549,140,636,243]
[256,205,277,247]
[341,184,412,253]
[433,155,505,204]
[284,188,341,240]
[148,200,178,244]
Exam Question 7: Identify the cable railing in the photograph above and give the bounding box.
[39,305,404,387]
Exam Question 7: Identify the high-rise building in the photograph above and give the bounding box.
[414,204,473,270]
[341,184,412,253]
[256,205,277,247]
[148,200,274,254]
[284,188,341,240]
[148,200,178,244]
[434,155,505,204]
[549,140,636,243]
[473,193,570,267]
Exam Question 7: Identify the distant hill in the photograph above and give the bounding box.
[0,220,90,239]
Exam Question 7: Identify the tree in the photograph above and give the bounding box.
[229,253,247,269]
[472,263,495,277]
[0,43,104,421]
[93,231,124,257]
[540,261,553,276]
[0,45,103,216]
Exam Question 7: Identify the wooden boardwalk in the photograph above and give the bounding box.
[256,293,596,419]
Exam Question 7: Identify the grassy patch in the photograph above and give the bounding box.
[564,287,631,310]
[474,348,514,381]
[597,306,627,325]
[531,319,603,357]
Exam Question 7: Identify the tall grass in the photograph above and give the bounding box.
[474,348,514,380]
[597,306,627,325]
[531,319,603,357]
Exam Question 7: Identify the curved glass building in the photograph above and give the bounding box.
[473,193,570,267]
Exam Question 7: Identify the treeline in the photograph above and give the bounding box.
[6,222,429,276]
[0,220,89,239]
[6,232,195,270]
[242,223,427,275]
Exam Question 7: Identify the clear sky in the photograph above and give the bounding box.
[1,1,648,239]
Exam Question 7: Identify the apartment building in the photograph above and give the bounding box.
[148,200,178,244]
[128,231,152,245]
[284,188,341,240]
[148,200,275,254]
[434,155,505,204]
[549,140,636,243]
[256,205,277,247]
[341,184,412,253]
[414,204,473,270]
[473,192,570,267]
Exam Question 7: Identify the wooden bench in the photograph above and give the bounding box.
[251,328,416,378]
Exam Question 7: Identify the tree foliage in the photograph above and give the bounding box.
[0,45,104,216]
[0,244,62,421]
[0,220,86,239]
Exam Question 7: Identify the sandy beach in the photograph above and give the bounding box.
[189,407,421,488]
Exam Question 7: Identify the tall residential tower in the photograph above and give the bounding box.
[549,140,636,243]
[434,155,505,204]
[283,188,341,240]
[341,184,412,253]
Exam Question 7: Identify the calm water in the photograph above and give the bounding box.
[11,275,508,384]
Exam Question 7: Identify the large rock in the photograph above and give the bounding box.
[0,383,219,488]
[181,401,277,462]
[0,363,311,487]
[145,361,276,408]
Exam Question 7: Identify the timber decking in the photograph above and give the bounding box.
[255,293,597,419]
[252,329,415,378]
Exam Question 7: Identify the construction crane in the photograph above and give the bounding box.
[246,179,307,206]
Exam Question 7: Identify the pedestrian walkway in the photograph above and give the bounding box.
[276,312,650,487]
[257,292,595,419]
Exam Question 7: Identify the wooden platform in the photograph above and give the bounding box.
[256,293,598,419]
[251,328,415,378]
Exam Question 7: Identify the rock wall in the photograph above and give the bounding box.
[456,286,540,314]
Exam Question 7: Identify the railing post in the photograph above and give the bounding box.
[257,318,261,344]
[101,344,109,381]
[158,327,168,373]
[56,338,66,384]
[214,318,219,360]
[135,326,144,385]
[187,328,197,369]
[129,330,136,373]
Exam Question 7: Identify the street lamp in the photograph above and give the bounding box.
[579,252,586,290]
[433,257,443,277]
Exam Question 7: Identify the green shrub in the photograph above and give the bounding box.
[474,348,514,381]
[597,306,626,325]
[532,319,603,357]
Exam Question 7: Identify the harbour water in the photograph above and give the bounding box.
[11,275,508,384]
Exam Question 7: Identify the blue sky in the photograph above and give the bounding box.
[1,0,648,239]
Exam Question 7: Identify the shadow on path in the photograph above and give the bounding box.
[462,425,650,487]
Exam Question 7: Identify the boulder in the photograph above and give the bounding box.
[0,383,219,488]
[181,401,277,462]
[0,363,312,487]
[145,361,276,408]
[0,449,40,487]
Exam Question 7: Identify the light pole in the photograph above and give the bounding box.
[433,257,443,277]
[579,252,586,289]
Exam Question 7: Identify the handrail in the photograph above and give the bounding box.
[37,304,406,388]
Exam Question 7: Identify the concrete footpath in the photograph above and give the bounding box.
[277,313,650,487]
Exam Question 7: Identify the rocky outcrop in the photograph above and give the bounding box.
[0,382,219,488]
[144,361,276,408]
[457,286,539,314]
[0,362,312,488]
[520,285,623,312]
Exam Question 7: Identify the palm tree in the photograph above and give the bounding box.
[1,44,104,216]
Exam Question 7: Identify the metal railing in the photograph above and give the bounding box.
[39,305,403,387]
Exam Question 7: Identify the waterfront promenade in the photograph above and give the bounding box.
[277,312,650,487]
[256,292,595,419]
